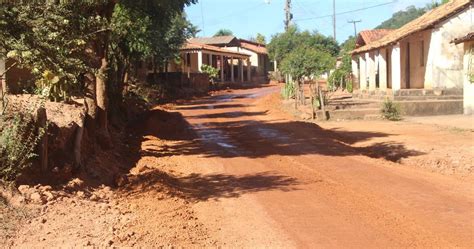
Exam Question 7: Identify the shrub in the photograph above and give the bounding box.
[0,101,46,181]
[281,80,295,100]
[200,64,219,84]
[269,71,284,82]
[381,98,401,121]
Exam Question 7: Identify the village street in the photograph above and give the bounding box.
[6,83,474,247]
[132,83,473,247]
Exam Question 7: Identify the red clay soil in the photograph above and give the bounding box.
[3,83,474,247]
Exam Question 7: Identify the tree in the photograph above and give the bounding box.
[214,29,233,37]
[268,26,339,70]
[375,1,447,30]
[255,33,266,44]
[328,36,355,92]
[1,0,198,148]
[280,47,334,106]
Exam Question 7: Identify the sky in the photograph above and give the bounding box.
[185,0,434,44]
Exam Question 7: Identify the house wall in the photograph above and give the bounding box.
[425,7,472,89]
[399,29,431,89]
[351,56,359,89]
[463,41,474,115]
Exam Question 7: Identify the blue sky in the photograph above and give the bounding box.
[185,0,434,44]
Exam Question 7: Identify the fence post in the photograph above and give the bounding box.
[36,107,48,172]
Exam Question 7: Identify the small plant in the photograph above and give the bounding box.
[281,80,295,100]
[200,65,219,85]
[0,101,46,181]
[381,98,402,121]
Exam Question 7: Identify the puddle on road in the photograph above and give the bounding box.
[194,123,240,154]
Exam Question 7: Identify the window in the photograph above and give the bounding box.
[420,40,425,67]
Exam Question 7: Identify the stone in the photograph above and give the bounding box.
[38,185,52,192]
[30,192,45,204]
[18,185,30,195]
[43,191,55,202]
[76,191,85,198]
[67,178,84,190]
[89,194,98,201]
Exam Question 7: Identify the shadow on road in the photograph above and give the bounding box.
[121,170,301,201]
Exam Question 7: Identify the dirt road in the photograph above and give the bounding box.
[164,84,474,248]
[6,83,473,247]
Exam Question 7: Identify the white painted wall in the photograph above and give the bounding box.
[463,41,474,115]
[391,43,402,92]
[351,57,359,89]
[368,51,376,91]
[379,48,388,90]
[359,55,367,90]
[425,6,473,89]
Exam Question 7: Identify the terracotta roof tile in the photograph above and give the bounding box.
[181,42,250,58]
[240,40,268,54]
[356,29,392,47]
[188,36,237,45]
[353,0,472,54]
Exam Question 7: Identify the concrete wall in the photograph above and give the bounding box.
[463,41,474,115]
[425,7,472,89]
[399,29,431,89]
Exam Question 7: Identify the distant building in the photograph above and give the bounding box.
[351,0,473,115]
[189,36,270,83]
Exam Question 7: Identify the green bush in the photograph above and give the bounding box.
[269,71,284,82]
[200,64,219,84]
[281,80,295,100]
[381,98,402,121]
[0,102,46,181]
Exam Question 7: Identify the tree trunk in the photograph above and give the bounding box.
[96,55,111,148]
[318,85,327,120]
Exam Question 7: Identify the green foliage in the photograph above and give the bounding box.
[0,102,46,181]
[281,80,295,100]
[280,47,334,82]
[0,2,106,100]
[268,26,340,65]
[381,98,402,121]
[375,1,447,30]
[200,64,219,82]
[214,29,233,37]
[269,71,284,82]
[328,36,355,91]
[256,33,266,44]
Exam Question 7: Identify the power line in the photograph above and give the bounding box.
[348,20,362,37]
[294,1,396,22]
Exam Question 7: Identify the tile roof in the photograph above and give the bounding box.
[353,0,472,54]
[356,29,392,47]
[181,42,250,58]
[239,40,268,54]
[188,36,237,45]
[452,32,474,44]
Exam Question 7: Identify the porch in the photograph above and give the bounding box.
[180,43,252,83]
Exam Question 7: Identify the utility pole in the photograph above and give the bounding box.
[332,0,336,41]
[284,0,293,31]
[348,20,361,37]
